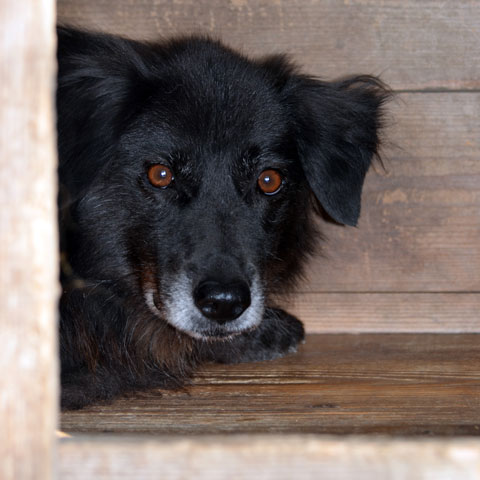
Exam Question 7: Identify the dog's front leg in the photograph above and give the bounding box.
[199,307,305,364]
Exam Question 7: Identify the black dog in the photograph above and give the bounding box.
[57,27,389,409]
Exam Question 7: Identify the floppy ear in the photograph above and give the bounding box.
[57,27,153,196]
[290,75,390,226]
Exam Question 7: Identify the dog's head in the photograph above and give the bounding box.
[58,27,389,339]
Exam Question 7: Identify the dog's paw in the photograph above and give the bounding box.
[200,307,305,364]
[248,307,305,360]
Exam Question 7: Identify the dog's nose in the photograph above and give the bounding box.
[194,280,251,324]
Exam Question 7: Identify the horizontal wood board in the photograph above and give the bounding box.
[290,293,480,333]
[56,0,480,90]
[61,334,480,436]
[58,435,480,480]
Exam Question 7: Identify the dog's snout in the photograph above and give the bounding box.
[194,279,251,324]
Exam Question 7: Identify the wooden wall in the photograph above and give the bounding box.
[57,0,480,332]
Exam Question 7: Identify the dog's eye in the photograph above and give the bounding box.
[257,169,283,195]
[147,164,174,188]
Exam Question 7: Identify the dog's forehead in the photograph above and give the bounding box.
[123,90,288,164]
[147,80,284,139]
[144,48,287,136]
[120,45,292,169]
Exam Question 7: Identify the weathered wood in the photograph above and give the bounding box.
[58,435,480,480]
[290,293,480,333]
[300,92,480,293]
[61,334,480,436]
[56,0,480,90]
[0,1,58,479]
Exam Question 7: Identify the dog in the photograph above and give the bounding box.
[57,26,389,409]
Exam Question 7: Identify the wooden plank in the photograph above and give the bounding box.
[289,293,480,333]
[0,1,58,479]
[61,334,480,436]
[300,92,480,293]
[58,435,480,480]
[55,0,480,90]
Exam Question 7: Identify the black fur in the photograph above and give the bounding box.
[57,26,390,409]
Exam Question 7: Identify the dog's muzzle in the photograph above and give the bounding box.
[144,271,264,340]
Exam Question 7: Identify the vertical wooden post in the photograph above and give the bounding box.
[0,1,58,479]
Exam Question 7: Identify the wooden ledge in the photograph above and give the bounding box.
[61,334,480,436]
[58,434,480,479]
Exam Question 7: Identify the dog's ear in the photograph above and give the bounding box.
[287,75,390,226]
[57,27,153,196]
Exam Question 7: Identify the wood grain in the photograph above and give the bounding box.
[299,92,480,293]
[61,334,480,436]
[56,0,480,90]
[58,435,480,480]
[0,1,58,479]
[289,293,480,333]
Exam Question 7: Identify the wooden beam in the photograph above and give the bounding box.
[59,435,480,480]
[0,1,58,479]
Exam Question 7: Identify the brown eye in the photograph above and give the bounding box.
[147,164,173,188]
[257,169,283,195]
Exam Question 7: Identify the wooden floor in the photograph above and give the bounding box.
[61,334,480,436]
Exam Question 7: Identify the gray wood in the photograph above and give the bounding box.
[288,293,480,333]
[56,0,480,90]
[58,435,480,480]
[0,0,58,479]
